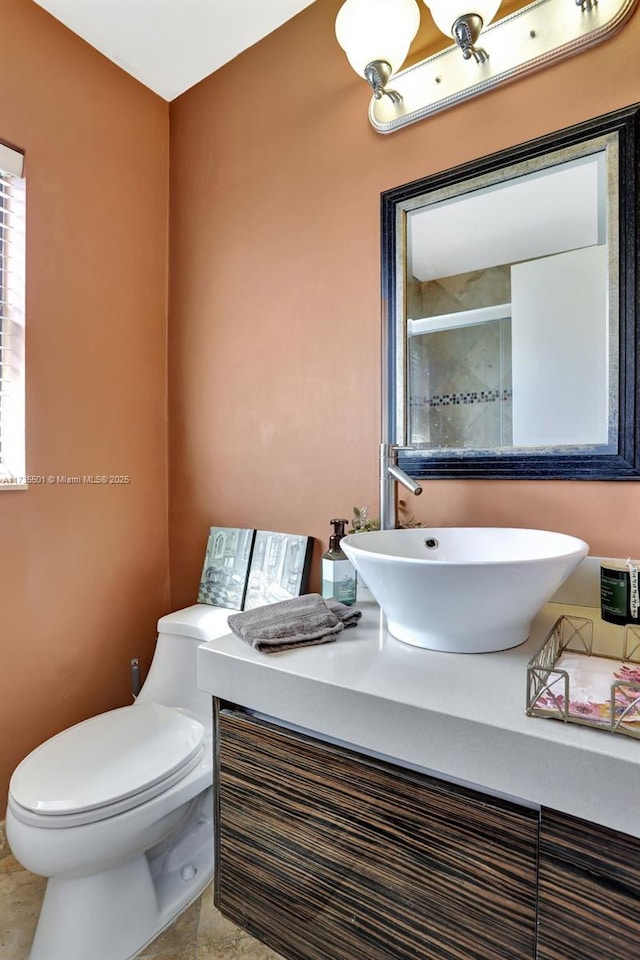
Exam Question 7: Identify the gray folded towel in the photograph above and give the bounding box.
[324,597,362,629]
[227,593,362,654]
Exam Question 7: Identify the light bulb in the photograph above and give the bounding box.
[335,0,420,78]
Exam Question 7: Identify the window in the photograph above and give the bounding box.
[0,143,25,487]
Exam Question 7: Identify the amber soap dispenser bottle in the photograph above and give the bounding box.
[321,518,357,606]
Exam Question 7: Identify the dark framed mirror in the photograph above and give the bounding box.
[382,105,639,479]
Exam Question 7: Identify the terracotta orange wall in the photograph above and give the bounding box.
[169,0,640,607]
[0,1,169,804]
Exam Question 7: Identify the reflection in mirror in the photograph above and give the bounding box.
[382,106,639,479]
[406,153,610,451]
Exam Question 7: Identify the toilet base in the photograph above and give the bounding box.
[28,792,214,960]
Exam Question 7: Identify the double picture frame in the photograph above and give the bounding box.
[197,526,313,611]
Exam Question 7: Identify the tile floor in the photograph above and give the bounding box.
[0,823,286,960]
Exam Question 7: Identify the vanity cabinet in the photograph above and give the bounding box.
[537,809,640,960]
[215,709,538,960]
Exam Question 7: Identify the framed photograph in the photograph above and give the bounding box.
[244,531,313,611]
[197,527,256,609]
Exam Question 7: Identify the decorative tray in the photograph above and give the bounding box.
[526,615,640,739]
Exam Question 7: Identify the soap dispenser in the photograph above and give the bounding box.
[322,518,357,606]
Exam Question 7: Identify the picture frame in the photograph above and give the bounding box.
[197,527,256,610]
[243,531,313,611]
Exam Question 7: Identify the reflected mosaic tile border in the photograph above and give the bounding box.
[412,388,513,408]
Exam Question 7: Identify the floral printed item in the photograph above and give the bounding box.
[534,652,640,728]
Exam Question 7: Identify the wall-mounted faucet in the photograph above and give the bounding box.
[380,443,422,531]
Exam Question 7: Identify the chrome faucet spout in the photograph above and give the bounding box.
[380,443,423,531]
[388,463,423,496]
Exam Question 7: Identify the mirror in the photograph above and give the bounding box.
[382,105,639,479]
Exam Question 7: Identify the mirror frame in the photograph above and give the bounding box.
[382,104,639,480]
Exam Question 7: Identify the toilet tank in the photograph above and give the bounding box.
[136,604,236,730]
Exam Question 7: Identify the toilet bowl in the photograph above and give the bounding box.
[5,604,235,960]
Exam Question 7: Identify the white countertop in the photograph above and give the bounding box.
[196,601,640,838]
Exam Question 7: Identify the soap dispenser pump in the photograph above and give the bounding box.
[322,518,357,606]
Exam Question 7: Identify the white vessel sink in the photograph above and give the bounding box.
[341,527,588,654]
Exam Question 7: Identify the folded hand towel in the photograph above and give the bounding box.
[227,594,362,654]
[324,597,362,629]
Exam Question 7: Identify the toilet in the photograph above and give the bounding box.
[6,603,234,960]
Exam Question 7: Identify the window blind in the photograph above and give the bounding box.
[0,142,25,486]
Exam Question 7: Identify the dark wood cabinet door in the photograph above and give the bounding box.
[538,808,640,960]
[215,709,538,960]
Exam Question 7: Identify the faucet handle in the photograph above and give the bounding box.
[380,442,416,453]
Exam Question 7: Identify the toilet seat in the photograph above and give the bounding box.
[9,702,205,828]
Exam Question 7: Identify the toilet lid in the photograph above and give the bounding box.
[10,702,205,816]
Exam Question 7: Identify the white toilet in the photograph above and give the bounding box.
[6,604,234,960]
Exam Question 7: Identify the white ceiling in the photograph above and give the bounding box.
[33,0,315,101]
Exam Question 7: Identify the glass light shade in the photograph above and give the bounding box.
[335,0,420,78]
[424,0,502,37]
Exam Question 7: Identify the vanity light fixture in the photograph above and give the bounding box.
[335,0,639,134]
[335,0,420,103]
[425,1,502,64]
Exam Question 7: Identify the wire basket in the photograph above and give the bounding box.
[526,615,640,739]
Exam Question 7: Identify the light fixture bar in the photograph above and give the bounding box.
[370,0,638,134]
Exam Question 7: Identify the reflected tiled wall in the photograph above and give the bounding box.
[407,267,513,448]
